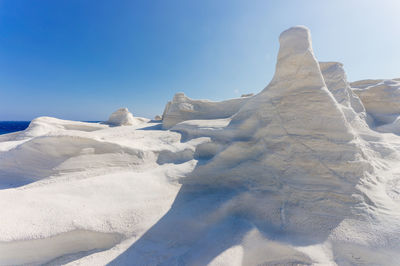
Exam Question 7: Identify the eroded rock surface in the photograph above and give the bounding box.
[162,93,253,129]
[351,79,400,125]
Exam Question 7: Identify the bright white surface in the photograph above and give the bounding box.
[106,108,148,126]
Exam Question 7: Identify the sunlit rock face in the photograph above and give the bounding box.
[162,93,252,129]
[186,26,374,236]
[106,108,136,126]
[320,61,370,127]
[351,78,400,125]
[320,62,365,114]
[228,26,354,139]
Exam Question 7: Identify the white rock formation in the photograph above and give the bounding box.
[106,108,144,126]
[320,61,372,128]
[186,26,374,236]
[162,93,253,129]
[351,78,400,124]
[320,62,365,114]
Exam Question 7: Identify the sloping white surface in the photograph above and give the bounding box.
[0,118,208,264]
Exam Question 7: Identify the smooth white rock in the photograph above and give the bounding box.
[106,108,145,126]
[162,93,252,129]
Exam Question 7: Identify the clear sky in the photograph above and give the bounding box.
[0,0,399,121]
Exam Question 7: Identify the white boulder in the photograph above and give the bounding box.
[106,108,136,126]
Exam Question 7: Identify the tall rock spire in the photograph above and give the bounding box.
[230,26,352,140]
[187,26,374,236]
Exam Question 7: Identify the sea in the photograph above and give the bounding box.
[0,121,30,135]
[0,121,102,135]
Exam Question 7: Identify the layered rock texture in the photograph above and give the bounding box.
[320,62,364,113]
[351,78,400,125]
[162,92,253,129]
[186,26,374,236]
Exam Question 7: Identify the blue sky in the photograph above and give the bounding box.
[0,0,399,121]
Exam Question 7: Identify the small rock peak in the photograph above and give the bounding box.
[231,25,352,140]
[106,107,136,126]
[279,25,310,36]
[266,25,325,94]
[319,62,344,72]
[173,93,187,102]
[116,107,130,113]
[319,62,347,83]
[319,61,366,115]
[278,26,312,55]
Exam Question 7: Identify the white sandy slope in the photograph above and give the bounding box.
[0,117,209,265]
[0,26,400,266]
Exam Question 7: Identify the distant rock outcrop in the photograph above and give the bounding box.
[106,108,136,126]
[351,78,400,125]
[161,93,252,129]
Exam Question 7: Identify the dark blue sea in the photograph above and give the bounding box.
[0,121,102,135]
[0,121,30,135]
